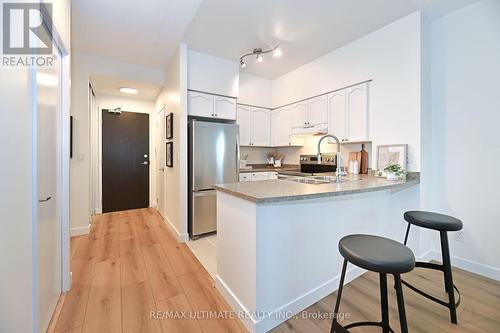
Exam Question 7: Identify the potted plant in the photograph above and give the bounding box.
[384,163,406,180]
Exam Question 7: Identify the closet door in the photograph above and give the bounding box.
[37,40,63,332]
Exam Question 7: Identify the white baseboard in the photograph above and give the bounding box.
[216,265,366,333]
[70,225,90,237]
[419,250,500,282]
[161,215,189,243]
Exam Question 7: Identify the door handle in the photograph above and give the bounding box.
[158,168,164,172]
[38,196,52,203]
[141,161,148,165]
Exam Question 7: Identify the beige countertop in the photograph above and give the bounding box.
[239,164,300,173]
[214,173,420,204]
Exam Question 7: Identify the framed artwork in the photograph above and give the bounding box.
[166,112,173,139]
[166,142,173,167]
[376,144,407,171]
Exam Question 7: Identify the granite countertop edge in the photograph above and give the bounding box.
[214,174,420,204]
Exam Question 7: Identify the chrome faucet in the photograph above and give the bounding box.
[317,134,342,182]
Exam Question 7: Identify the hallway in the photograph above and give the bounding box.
[51,208,246,333]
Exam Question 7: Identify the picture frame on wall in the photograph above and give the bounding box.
[376,144,407,171]
[166,142,173,167]
[166,112,173,139]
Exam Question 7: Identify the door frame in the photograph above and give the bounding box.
[155,105,166,217]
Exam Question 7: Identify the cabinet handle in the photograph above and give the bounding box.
[38,196,52,203]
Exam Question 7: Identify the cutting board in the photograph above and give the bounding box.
[360,144,369,174]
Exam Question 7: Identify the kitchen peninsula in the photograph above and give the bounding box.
[213,173,420,333]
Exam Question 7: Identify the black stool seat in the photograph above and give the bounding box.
[404,210,463,231]
[339,234,415,274]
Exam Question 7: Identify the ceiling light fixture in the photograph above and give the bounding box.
[119,87,138,95]
[239,45,281,68]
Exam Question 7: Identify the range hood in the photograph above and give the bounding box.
[291,123,328,137]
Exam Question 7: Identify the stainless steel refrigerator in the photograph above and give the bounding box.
[188,120,239,238]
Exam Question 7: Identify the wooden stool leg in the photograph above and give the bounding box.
[331,259,348,333]
[440,231,458,324]
[394,274,409,333]
[379,273,390,333]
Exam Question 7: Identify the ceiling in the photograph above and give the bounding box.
[73,0,479,79]
[72,0,202,68]
[184,0,479,78]
[91,75,163,100]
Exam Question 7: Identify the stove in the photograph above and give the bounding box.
[300,154,337,174]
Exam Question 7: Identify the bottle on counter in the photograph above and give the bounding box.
[349,160,354,174]
[353,160,359,174]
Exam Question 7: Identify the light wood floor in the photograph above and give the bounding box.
[53,208,500,333]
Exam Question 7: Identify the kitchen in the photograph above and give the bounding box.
[23,1,499,333]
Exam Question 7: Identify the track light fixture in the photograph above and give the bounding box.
[239,46,281,68]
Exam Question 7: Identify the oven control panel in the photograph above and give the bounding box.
[300,154,337,165]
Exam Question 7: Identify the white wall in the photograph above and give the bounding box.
[70,52,164,234]
[96,94,156,208]
[421,0,500,280]
[272,12,423,172]
[155,44,189,241]
[238,72,273,108]
[187,50,239,97]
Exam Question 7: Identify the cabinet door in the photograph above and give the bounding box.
[267,172,278,180]
[272,107,293,146]
[214,96,237,120]
[346,83,368,141]
[236,105,252,146]
[188,91,214,118]
[307,95,328,125]
[251,108,271,146]
[290,102,308,127]
[251,172,269,181]
[239,173,252,182]
[328,90,347,141]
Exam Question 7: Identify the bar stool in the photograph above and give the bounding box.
[331,234,415,333]
[402,210,463,324]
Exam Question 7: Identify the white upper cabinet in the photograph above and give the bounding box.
[188,91,236,120]
[307,95,328,125]
[236,105,271,146]
[328,90,347,141]
[214,96,237,120]
[251,108,271,146]
[290,102,308,127]
[236,105,252,146]
[328,82,369,142]
[188,91,214,118]
[346,83,369,142]
[272,106,294,146]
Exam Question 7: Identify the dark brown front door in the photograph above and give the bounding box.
[102,110,149,213]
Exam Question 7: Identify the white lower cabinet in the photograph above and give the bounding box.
[240,172,277,182]
[239,173,252,182]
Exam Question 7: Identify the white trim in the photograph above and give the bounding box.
[70,225,90,237]
[161,215,189,243]
[215,265,365,333]
[419,250,500,282]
